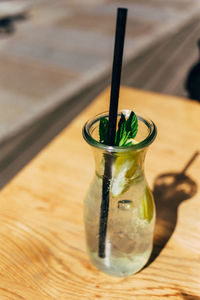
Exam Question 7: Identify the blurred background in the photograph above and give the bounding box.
[0,0,200,187]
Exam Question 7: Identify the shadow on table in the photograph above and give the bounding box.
[180,291,200,300]
[148,151,199,265]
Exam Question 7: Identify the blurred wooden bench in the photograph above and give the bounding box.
[0,1,30,33]
[1,16,200,188]
[123,17,200,98]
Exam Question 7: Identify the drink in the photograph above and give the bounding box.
[84,175,155,276]
[83,110,157,276]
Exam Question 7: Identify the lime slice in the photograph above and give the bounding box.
[139,187,154,222]
[111,140,139,196]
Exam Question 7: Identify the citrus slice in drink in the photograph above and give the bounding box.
[139,187,154,222]
[111,139,140,197]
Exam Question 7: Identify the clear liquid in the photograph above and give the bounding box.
[89,245,152,277]
[84,173,155,277]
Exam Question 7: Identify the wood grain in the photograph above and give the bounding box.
[0,87,200,299]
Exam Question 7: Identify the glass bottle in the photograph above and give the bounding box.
[82,110,157,277]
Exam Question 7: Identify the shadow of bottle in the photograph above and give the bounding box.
[148,151,199,264]
[181,291,200,300]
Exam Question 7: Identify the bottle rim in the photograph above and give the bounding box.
[82,110,157,152]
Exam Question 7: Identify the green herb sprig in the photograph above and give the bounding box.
[99,111,138,146]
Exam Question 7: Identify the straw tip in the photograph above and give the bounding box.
[117,7,128,12]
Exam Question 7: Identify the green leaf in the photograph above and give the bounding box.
[115,113,126,146]
[126,111,134,132]
[117,111,138,146]
[119,129,129,146]
[130,112,138,139]
[124,141,132,147]
[98,111,138,147]
[99,117,108,144]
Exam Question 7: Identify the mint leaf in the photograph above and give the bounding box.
[99,111,138,146]
[124,141,132,146]
[126,111,134,132]
[116,111,138,146]
[115,113,126,146]
[128,111,138,140]
[99,117,108,144]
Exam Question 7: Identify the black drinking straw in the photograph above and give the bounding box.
[98,8,128,258]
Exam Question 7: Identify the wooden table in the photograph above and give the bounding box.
[0,87,200,299]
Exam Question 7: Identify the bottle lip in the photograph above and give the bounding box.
[82,110,157,152]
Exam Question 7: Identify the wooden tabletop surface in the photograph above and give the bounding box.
[0,87,200,300]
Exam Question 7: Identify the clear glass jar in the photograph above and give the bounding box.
[82,110,157,277]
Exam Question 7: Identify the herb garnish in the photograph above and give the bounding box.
[99,111,138,146]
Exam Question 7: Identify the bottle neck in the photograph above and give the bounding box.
[92,147,147,179]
